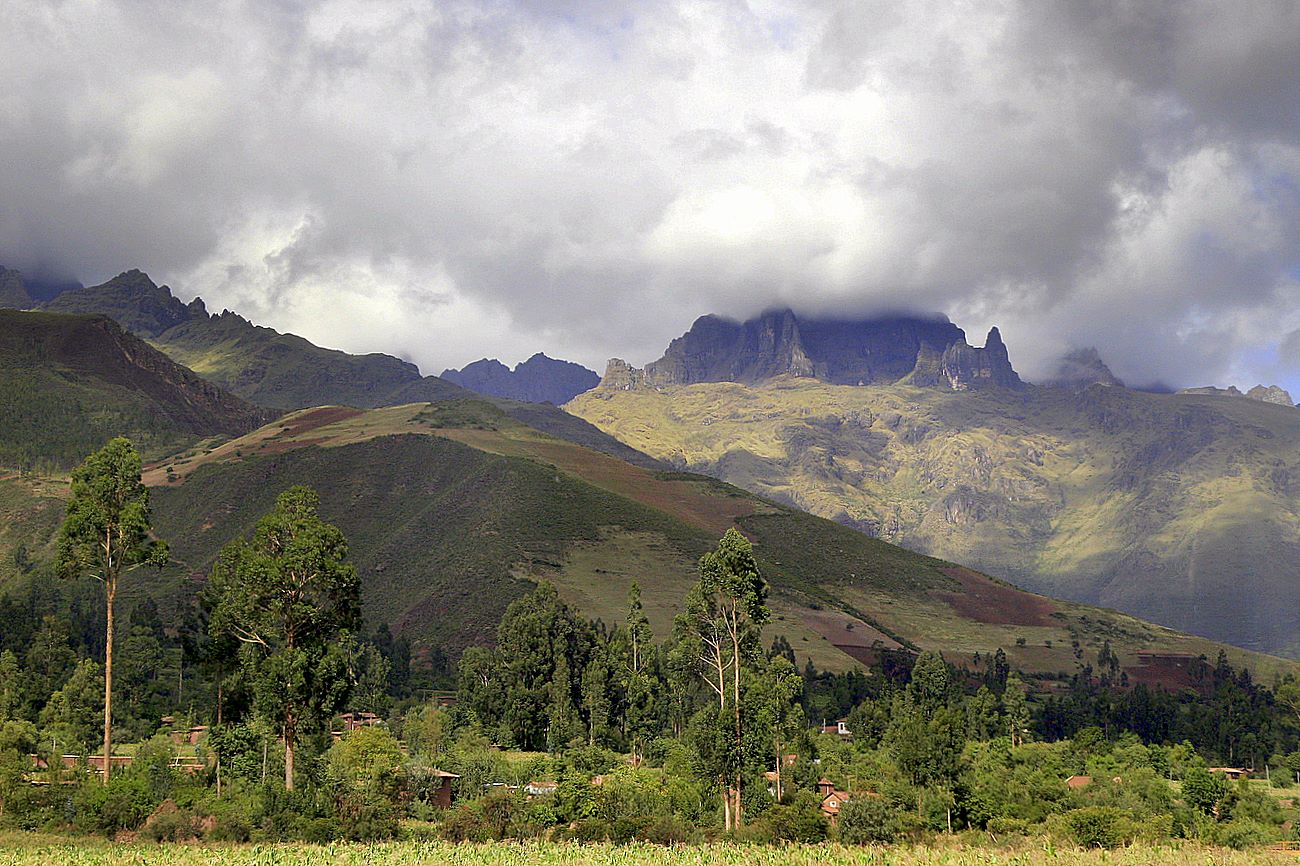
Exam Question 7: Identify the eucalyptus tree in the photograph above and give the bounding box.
[678,527,768,831]
[57,437,168,782]
[208,486,360,791]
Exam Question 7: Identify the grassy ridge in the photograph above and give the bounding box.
[132,403,1296,680]
[568,379,1300,657]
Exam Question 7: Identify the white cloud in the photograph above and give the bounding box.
[0,0,1297,390]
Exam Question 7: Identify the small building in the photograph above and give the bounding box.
[816,779,853,825]
[820,719,852,737]
[525,780,558,798]
[1065,775,1092,790]
[427,769,459,809]
[1209,767,1250,781]
[339,712,383,731]
[169,725,210,746]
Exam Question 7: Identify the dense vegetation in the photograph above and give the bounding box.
[4,463,1300,853]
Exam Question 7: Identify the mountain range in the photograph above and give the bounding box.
[569,309,1300,657]
[2,269,1297,675]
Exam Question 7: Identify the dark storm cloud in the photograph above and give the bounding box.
[0,0,1297,391]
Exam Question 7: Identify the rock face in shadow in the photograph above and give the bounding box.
[442,353,599,404]
[0,267,33,310]
[1040,347,1125,391]
[608,309,1022,391]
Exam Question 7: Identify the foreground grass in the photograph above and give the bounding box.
[1,835,1297,866]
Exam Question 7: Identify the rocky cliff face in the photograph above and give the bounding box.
[607,309,1022,392]
[0,267,32,310]
[441,353,599,405]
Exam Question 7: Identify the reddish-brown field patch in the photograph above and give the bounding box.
[932,566,1059,627]
[279,406,364,436]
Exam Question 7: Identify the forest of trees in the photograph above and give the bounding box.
[3,439,1300,848]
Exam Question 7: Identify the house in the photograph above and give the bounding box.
[338,712,383,731]
[525,780,558,798]
[817,777,853,825]
[820,719,852,737]
[1065,775,1092,790]
[425,769,459,809]
[1209,767,1250,781]
[168,725,210,746]
[332,712,384,740]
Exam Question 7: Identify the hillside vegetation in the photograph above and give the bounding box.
[568,378,1300,657]
[135,400,1292,682]
[0,310,270,470]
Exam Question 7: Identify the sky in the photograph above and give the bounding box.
[2,0,1299,394]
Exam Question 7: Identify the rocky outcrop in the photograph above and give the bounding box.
[441,353,599,405]
[938,328,1022,391]
[0,267,32,310]
[605,309,1022,392]
[1247,385,1294,407]
[1041,347,1125,391]
[1179,384,1295,408]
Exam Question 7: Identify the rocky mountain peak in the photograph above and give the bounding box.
[1041,347,1125,391]
[606,309,1022,392]
[42,269,198,338]
[1246,384,1294,407]
[442,352,599,405]
[0,266,32,310]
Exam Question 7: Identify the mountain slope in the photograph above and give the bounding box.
[134,400,1294,685]
[569,373,1300,657]
[35,269,655,466]
[0,310,272,469]
[442,353,599,405]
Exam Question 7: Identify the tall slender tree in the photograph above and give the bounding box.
[680,527,768,831]
[208,486,359,790]
[57,437,168,783]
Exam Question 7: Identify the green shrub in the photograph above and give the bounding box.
[1064,806,1132,849]
[441,802,491,842]
[838,795,904,844]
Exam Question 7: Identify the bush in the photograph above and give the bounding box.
[334,785,400,842]
[760,792,828,843]
[1064,806,1132,849]
[441,803,491,842]
[561,818,612,842]
[985,816,1033,837]
[140,801,198,842]
[838,795,904,844]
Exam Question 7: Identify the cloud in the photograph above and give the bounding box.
[0,0,1298,391]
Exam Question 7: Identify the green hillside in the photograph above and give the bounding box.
[135,401,1294,683]
[37,269,658,467]
[0,310,271,470]
[568,377,1300,657]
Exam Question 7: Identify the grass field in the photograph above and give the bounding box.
[0,835,1296,866]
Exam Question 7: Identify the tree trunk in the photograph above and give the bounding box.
[731,623,743,828]
[284,713,295,791]
[102,577,115,785]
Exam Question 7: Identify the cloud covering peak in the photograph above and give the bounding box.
[2,0,1298,391]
